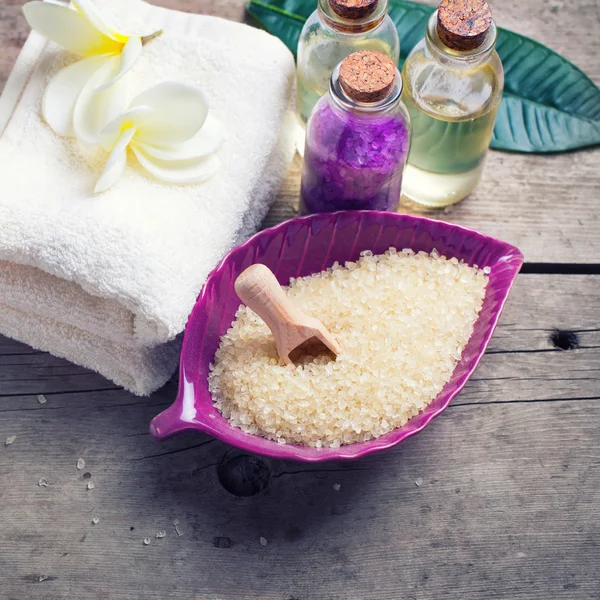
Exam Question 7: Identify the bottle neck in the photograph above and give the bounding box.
[317,0,388,34]
[329,63,402,116]
[425,10,497,68]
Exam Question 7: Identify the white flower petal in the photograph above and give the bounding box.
[42,55,106,137]
[95,127,136,193]
[72,0,128,44]
[135,115,225,160]
[98,107,154,151]
[73,55,129,145]
[129,82,209,145]
[131,145,221,184]
[23,1,121,57]
[96,36,142,93]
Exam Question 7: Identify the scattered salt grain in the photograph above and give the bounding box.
[259,537,268,546]
[415,477,423,487]
[156,530,166,539]
[38,478,49,488]
[87,482,95,490]
[483,266,491,275]
[173,520,183,537]
[92,517,99,525]
[333,484,341,491]
[209,249,488,447]
[5,435,16,446]
[143,538,151,545]
[37,394,47,404]
[76,458,85,470]
[38,575,49,582]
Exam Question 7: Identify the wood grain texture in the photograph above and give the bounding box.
[1,398,599,600]
[0,276,598,402]
[1,275,599,599]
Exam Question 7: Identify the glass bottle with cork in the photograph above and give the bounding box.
[296,0,400,150]
[300,50,411,214]
[401,0,503,207]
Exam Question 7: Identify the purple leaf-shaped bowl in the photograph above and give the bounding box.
[150,211,523,462]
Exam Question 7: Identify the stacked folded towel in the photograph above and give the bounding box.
[0,0,296,394]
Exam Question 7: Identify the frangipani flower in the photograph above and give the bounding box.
[23,0,160,143]
[95,81,225,193]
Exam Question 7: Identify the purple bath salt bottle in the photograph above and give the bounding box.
[300,50,410,214]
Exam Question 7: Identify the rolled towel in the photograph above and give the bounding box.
[0,0,296,394]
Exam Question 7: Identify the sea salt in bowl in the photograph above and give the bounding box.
[150,211,523,462]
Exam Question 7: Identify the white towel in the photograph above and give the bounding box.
[0,0,296,394]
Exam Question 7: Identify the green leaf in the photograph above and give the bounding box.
[247,0,600,153]
[492,92,600,152]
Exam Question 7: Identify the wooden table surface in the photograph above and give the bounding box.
[1,1,599,599]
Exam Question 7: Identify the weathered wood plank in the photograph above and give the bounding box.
[1,340,596,408]
[486,274,600,352]
[0,0,28,97]
[264,152,600,267]
[0,275,598,401]
[0,276,598,597]
[1,398,598,600]
[0,353,121,395]
[0,336,41,356]
[459,348,600,405]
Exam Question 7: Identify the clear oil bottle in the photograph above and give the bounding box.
[296,0,400,154]
[401,0,503,207]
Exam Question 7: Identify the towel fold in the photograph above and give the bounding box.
[0,0,296,394]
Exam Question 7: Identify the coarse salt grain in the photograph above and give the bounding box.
[173,520,183,537]
[143,538,151,546]
[38,478,49,488]
[92,517,99,525]
[37,395,47,404]
[259,537,268,546]
[333,484,341,491]
[209,249,488,447]
[76,458,85,470]
[5,435,16,446]
[156,530,166,539]
[87,482,95,490]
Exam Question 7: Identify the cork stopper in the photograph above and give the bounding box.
[328,0,379,20]
[437,0,492,51]
[339,51,396,103]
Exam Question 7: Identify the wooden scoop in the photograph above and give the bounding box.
[234,264,341,365]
